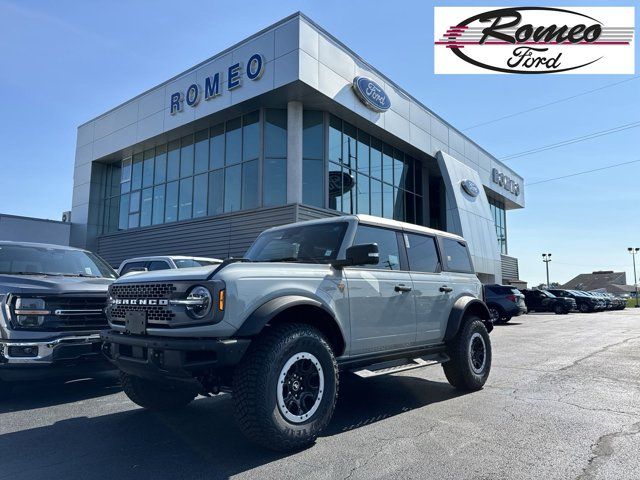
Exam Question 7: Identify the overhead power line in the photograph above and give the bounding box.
[463,76,640,131]
[526,158,640,186]
[499,120,640,161]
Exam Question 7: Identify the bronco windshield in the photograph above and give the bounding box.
[0,244,117,278]
[246,222,348,264]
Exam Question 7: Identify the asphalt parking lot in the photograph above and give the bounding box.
[1,309,639,480]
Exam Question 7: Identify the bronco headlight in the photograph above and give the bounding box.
[14,297,50,327]
[185,286,212,319]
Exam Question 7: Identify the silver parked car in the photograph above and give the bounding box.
[116,255,222,276]
[101,215,493,451]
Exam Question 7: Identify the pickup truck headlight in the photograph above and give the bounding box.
[14,297,50,327]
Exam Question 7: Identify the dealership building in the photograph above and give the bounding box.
[71,12,525,284]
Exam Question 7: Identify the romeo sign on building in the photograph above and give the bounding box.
[170,53,265,114]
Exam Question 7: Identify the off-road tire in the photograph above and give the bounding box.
[232,323,338,452]
[443,316,491,391]
[120,372,197,411]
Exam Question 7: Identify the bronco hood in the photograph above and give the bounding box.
[0,273,113,295]
[114,266,218,284]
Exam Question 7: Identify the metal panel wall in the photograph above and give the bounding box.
[501,254,520,281]
[97,205,298,267]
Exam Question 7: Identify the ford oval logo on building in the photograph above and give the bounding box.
[461,179,480,197]
[353,76,391,112]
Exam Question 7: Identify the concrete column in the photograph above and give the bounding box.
[286,101,303,204]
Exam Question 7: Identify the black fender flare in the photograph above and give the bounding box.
[234,295,340,338]
[443,296,492,342]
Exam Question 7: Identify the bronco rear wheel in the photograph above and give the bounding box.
[120,372,197,411]
[232,324,338,452]
[443,316,492,391]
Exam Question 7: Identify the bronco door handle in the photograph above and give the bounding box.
[394,284,412,293]
[439,286,453,293]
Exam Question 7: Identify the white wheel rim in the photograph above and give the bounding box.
[468,332,486,374]
[277,352,324,424]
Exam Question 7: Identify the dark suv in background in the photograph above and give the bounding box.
[484,284,527,323]
[548,289,599,313]
[523,289,575,315]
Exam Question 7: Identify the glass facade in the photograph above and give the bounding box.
[99,109,427,233]
[489,197,507,254]
[100,110,287,233]
[327,115,424,224]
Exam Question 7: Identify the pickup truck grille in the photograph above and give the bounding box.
[109,283,177,326]
[11,295,108,331]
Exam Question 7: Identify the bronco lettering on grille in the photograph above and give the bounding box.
[114,299,169,306]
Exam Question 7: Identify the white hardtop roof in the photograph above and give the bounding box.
[265,215,465,242]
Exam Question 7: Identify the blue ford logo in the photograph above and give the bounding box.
[461,179,480,197]
[352,76,391,112]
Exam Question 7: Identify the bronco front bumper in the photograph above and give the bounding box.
[100,330,250,384]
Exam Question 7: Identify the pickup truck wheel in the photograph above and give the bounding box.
[443,317,491,391]
[120,372,197,411]
[232,324,338,452]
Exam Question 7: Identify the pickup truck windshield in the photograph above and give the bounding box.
[246,222,348,263]
[174,259,219,268]
[0,244,117,278]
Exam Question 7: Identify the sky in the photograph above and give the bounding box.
[0,0,638,287]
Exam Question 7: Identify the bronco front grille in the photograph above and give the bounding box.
[110,283,176,299]
[109,283,177,326]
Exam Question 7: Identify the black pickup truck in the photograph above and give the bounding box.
[0,241,116,398]
[523,289,576,314]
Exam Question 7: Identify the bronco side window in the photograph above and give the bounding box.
[352,225,400,270]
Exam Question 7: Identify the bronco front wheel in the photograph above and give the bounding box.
[232,324,338,451]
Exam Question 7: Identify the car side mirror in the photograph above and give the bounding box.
[332,244,379,269]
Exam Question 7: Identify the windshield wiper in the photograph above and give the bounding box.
[61,273,101,278]
[263,257,302,263]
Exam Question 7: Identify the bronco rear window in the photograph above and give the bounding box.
[440,238,474,273]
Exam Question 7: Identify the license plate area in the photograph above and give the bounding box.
[125,310,147,335]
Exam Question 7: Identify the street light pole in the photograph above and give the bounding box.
[628,247,639,308]
[542,253,552,289]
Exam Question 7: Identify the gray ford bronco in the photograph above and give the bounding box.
[102,215,492,451]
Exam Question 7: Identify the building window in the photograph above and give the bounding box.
[263,109,287,207]
[489,197,507,254]
[303,110,324,207]
[100,110,262,233]
[327,114,424,225]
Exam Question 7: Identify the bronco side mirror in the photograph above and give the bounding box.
[332,243,379,269]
